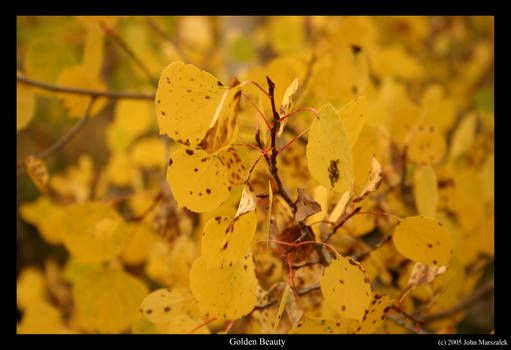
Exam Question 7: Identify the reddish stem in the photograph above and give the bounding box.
[277,127,310,153]
[239,80,271,98]
[279,107,318,121]
[189,317,217,334]
[241,92,272,132]
[224,319,236,334]
[356,211,401,220]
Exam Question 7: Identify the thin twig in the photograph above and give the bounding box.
[17,75,155,100]
[353,234,393,261]
[100,22,157,84]
[144,16,190,63]
[253,284,320,311]
[418,281,494,323]
[37,97,97,159]
[323,206,362,243]
[387,315,429,334]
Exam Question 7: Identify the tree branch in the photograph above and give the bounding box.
[418,280,494,323]
[37,97,97,159]
[17,75,155,100]
[100,22,157,84]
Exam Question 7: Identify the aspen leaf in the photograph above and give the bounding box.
[18,301,67,334]
[167,313,210,334]
[338,95,368,147]
[289,316,350,334]
[320,254,372,320]
[408,125,446,165]
[449,112,478,160]
[295,187,322,222]
[235,186,257,218]
[353,155,383,202]
[201,210,257,269]
[393,216,453,266]
[140,288,189,324]
[280,77,299,115]
[218,147,247,185]
[20,196,64,245]
[55,64,107,117]
[61,201,130,264]
[17,82,36,131]
[273,284,291,334]
[414,165,438,218]
[155,61,241,153]
[23,156,49,193]
[278,77,299,136]
[130,137,166,170]
[190,253,257,320]
[328,191,352,223]
[17,266,46,311]
[307,104,354,193]
[73,267,148,333]
[345,292,392,334]
[407,262,448,288]
[166,147,231,213]
[120,223,155,266]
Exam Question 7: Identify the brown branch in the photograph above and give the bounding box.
[253,284,320,311]
[352,234,393,261]
[144,16,190,64]
[418,280,494,323]
[292,259,321,271]
[387,315,430,334]
[17,75,155,100]
[323,206,362,243]
[100,22,157,84]
[37,97,97,159]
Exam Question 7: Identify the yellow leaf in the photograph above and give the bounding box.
[167,147,231,212]
[289,316,349,334]
[346,292,392,334]
[20,196,64,245]
[280,77,299,115]
[120,223,156,266]
[55,64,107,117]
[18,301,68,334]
[218,147,247,185]
[140,288,191,324]
[114,99,154,139]
[105,152,135,187]
[235,186,257,218]
[353,155,383,202]
[23,156,49,193]
[414,165,438,218]
[190,253,257,320]
[338,95,368,147]
[272,284,290,334]
[166,313,211,334]
[408,125,447,165]
[73,267,148,333]
[307,104,354,193]
[17,266,46,311]
[17,82,36,130]
[449,112,478,159]
[407,262,448,288]
[130,137,166,170]
[393,216,453,266]
[155,61,241,153]
[371,46,424,80]
[320,254,372,320]
[82,23,105,78]
[60,201,130,264]
[328,191,352,223]
[201,210,257,269]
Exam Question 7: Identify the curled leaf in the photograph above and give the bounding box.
[295,187,322,222]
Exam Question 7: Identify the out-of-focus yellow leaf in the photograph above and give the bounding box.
[190,253,257,320]
[17,82,36,130]
[61,201,130,264]
[73,267,148,333]
[414,165,438,218]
